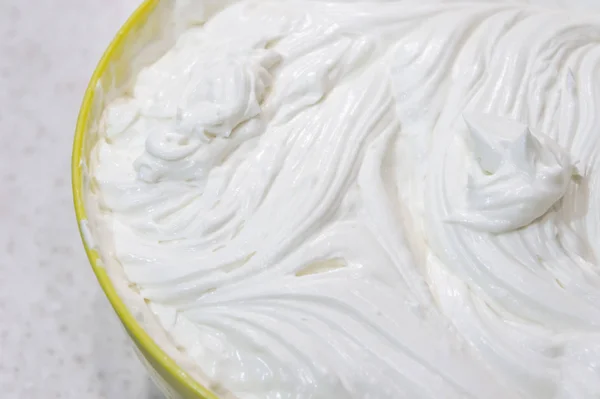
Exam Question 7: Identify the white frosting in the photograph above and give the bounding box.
[92,1,600,398]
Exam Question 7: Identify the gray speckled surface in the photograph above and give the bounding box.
[0,1,163,398]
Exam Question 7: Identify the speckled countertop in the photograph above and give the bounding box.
[0,1,164,398]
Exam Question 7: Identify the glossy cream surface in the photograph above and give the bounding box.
[92,1,600,397]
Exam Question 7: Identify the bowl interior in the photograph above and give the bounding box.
[72,1,220,398]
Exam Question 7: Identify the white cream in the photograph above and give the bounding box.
[91,1,600,398]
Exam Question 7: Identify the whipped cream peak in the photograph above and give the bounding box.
[178,47,281,138]
[133,45,281,183]
[448,113,574,233]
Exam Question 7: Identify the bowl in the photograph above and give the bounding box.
[72,1,219,398]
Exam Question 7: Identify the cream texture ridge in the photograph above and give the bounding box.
[91,0,600,397]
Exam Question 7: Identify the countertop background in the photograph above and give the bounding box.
[0,1,163,398]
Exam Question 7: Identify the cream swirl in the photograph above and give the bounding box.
[91,1,600,398]
[134,46,281,183]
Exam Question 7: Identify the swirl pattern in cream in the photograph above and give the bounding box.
[92,1,600,398]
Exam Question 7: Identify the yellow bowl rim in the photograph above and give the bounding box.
[71,1,217,398]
